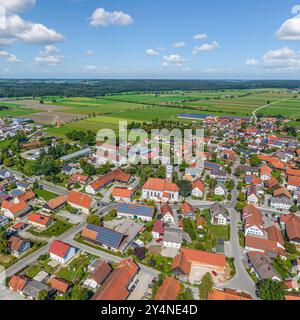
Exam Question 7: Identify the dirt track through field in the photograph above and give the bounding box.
[21,111,87,125]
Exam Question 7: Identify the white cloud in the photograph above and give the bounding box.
[172,41,186,48]
[246,59,259,66]
[146,48,160,56]
[276,6,300,40]
[0,49,21,63]
[193,33,208,40]
[193,41,219,54]
[0,0,36,13]
[35,45,64,66]
[262,47,300,69]
[84,65,98,72]
[0,11,63,45]
[85,49,96,56]
[162,54,187,68]
[90,8,133,27]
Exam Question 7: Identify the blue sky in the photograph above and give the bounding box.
[0,0,300,79]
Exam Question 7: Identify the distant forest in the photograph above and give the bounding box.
[0,79,300,97]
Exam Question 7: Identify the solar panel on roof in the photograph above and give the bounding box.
[87,224,124,249]
[116,204,154,217]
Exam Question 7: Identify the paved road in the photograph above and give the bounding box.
[216,161,257,298]
[252,98,290,123]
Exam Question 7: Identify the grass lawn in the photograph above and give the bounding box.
[28,219,73,238]
[34,189,58,201]
[0,139,13,149]
[57,254,95,283]
[0,254,17,268]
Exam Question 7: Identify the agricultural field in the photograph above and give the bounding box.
[0,102,38,117]
[5,89,299,136]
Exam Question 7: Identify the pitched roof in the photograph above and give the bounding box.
[49,240,72,259]
[243,204,264,232]
[247,253,279,280]
[112,187,134,199]
[172,248,226,274]
[89,169,131,191]
[9,236,30,252]
[142,178,179,192]
[27,212,50,226]
[46,195,67,210]
[69,174,89,184]
[273,187,292,199]
[2,200,28,216]
[192,179,205,192]
[266,225,284,245]
[91,258,139,300]
[155,277,181,300]
[89,261,112,285]
[161,203,173,217]
[181,202,195,216]
[208,288,253,300]
[245,236,285,256]
[260,165,272,177]
[288,176,300,187]
[17,190,35,202]
[281,214,300,242]
[152,220,165,235]
[67,190,93,209]
[8,275,27,292]
[116,203,155,218]
[286,169,300,177]
[49,278,71,293]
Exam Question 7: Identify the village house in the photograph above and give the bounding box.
[172,248,227,284]
[208,288,253,300]
[111,187,135,202]
[49,278,71,296]
[192,179,205,198]
[83,260,112,289]
[1,200,30,219]
[116,203,155,222]
[81,224,127,252]
[287,176,300,192]
[247,253,281,281]
[160,203,175,225]
[163,228,183,249]
[8,236,31,257]
[246,185,259,204]
[242,205,265,237]
[270,197,293,211]
[214,183,226,197]
[280,214,300,246]
[155,277,181,300]
[152,220,165,240]
[0,215,9,228]
[91,258,139,300]
[86,169,131,195]
[181,202,196,220]
[142,178,179,203]
[27,212,51,229]
[49,240,78,264]
[244,236,285,258]
[67,190,97,214]
[260,165,272,181]
[43,195,67,213]
[210,203,228,225]
[69,174,90,186]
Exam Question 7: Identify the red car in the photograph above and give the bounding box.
[211,271,218,277]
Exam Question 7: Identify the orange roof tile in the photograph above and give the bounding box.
[67,190,92,209]
[155,277,181,300]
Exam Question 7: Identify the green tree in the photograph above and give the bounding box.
[177,180,192,197]
[250,154,261,167]
[86,214,101,226]
[199,273,214,300]
[258,279,285,300]
[38,290,48,300]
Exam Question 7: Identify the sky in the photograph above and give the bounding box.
[0,0,300,79]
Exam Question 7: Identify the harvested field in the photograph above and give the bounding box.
[5,99,71,111]
[22,111,87,124]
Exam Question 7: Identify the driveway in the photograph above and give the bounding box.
[128,272,154,300]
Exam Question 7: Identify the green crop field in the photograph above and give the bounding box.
[0,102,38,117]
[29,89,299,137]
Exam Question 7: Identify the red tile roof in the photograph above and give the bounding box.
[49,240,72,258]
[89,261,112,285]
[172,248,226,274]
[260,165,272,177]
[27,212,50,226]
[67,190,93,209]
[266,225,284,246]
[89,169,131,191]
[288,176,300,187]
[143,178,179,192]
[243,204,264,232]
[46,195,67,210]
[112,187,134,199]
[2,200,28,216]
[17,190,35,202]
[281,214,300,242]
[245,236,285,256]
[92,258,139,300]
[152,220,165,235]
[286,169,300,177]
[8,275,27,292]
[208,288,253,300]
[192,179,205,192]
[69,174,89,184]
[181,202,195,216]
[155,277,181,300]
[49,278,70,293]
[160,203,173,217]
